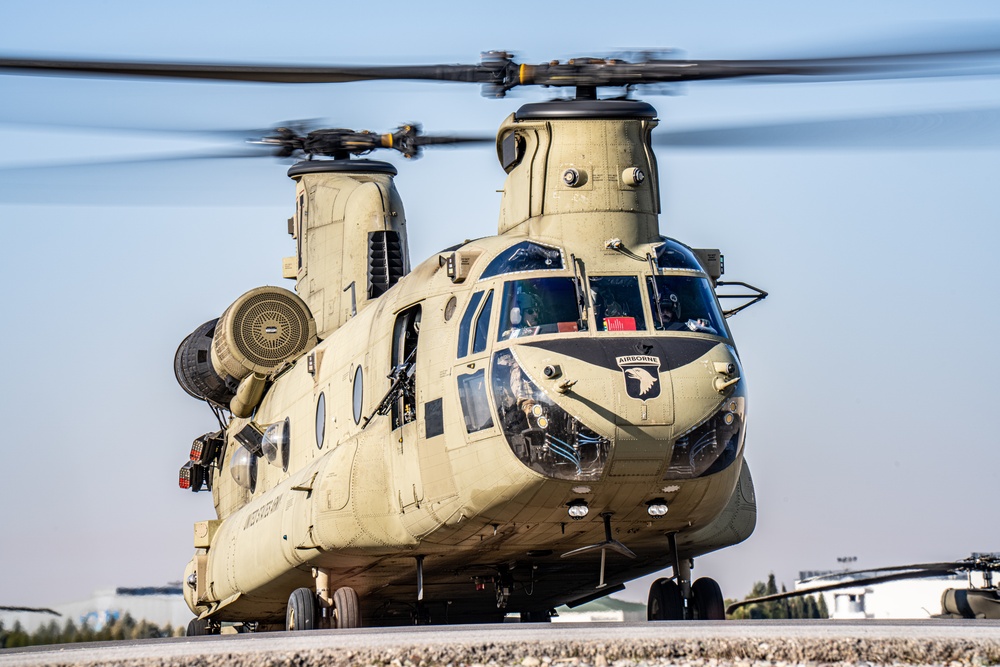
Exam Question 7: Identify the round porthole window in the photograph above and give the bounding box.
[316,392,326,450]
[352,366,364,425]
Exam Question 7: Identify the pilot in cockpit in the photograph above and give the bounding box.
[509,292,541,334]
[654,292,682,330]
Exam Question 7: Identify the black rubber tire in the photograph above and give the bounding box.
[286,587,317,631]
[692,577,726,620]
[185,618,218,636]
[333,586,361,629]
[647,578,684,620]
[519,610,552,623]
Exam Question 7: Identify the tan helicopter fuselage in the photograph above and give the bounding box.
[181,100,756,624]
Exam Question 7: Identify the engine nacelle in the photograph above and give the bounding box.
[174,318,234,406]
[175,287,317,407]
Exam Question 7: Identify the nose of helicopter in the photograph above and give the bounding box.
[497,337,742,465]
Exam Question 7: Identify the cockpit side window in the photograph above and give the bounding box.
[480,241,564,279]
[498,277,587,341]
[646,275,728,336]
[589,276,647,332]
[457,291,484,359]
[472,290,494,355]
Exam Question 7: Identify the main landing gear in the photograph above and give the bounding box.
[647,534,725,621]
[286,568,362,631]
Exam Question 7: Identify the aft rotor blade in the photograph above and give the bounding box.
[655,108,1000,149]
[725,567,962,615]
[413,134,494,146]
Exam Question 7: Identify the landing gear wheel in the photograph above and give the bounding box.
[332,586,361,628]
[185,618,219,636]
[647,577,684,620]
[691,577,726,620]
[286,587,317,631]
[519,610,552,623]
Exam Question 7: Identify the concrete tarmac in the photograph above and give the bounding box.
[2,620,999,667]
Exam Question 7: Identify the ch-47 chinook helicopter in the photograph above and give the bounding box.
[3,44,999,633]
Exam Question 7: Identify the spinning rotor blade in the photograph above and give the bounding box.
[655,107,1000,149]
[725,566,963,615]
[0,57,485,85]
[3,41,1000,96]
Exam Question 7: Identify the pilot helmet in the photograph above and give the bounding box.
[657,292,680,322]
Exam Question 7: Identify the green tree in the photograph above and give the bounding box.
[728,574,830,619]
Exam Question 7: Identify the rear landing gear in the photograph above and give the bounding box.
[185,618,220,636]
[286,587,317,631]
[332,586,362,628]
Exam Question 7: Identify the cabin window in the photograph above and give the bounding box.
[654,238,703,271]
[480,241,564,279]
[646,275,728,336]
[391,305,421,429]
[352,366,363,425]
[457,369,494,433]
[491,349,609,481]
[497,277,587,341]
[457,291,484,358]
[589,276,647,332]
[315,393,326,449]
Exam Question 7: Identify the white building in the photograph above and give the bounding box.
[1,585,190,634]
[795,571,974,619]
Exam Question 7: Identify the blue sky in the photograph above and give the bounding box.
[1,0,999,610]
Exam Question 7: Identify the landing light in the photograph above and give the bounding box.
[567,499,590,520]
[646,499,668,518]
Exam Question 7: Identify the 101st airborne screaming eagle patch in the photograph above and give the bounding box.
[616,355,662,401]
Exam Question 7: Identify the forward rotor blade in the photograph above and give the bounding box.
[2,43,999,92]
[655,108,1000,150]
[725,567,962,615]
[0,57,485,84]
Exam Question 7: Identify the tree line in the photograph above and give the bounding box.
[727,573,829,619]
[0,613,182,648]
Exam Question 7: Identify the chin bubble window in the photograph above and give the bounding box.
[491,349,609,481]
[498,277,587,341]
[664,381,746,480]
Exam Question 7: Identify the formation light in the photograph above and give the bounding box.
[190,433,222,466]
[179,461,205,492]
[567,499,590,520]
[646,499,668,518]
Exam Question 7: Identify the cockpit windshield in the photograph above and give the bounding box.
[646,275,728,336]
[498,277,587,341]
[589,276,647,332]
